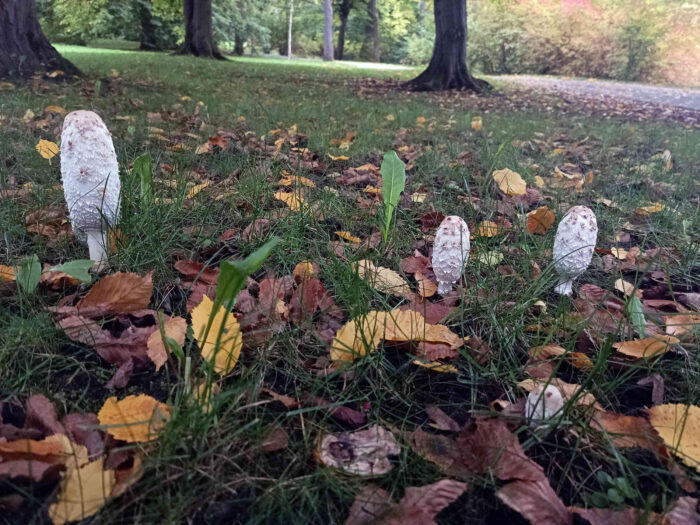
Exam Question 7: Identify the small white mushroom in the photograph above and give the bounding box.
[432,215,470,295]
[526,384,564,423]
[552,205,597,296]
[60,110,120,265]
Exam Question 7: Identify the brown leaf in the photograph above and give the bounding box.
[526,206,555,235]
[345,485,392,525]
[425,406,460,432]
[398,300,456,325]
[498,479,573,525]
[261,424,289,453]
[665,496,700,525]
[25,395,65,436]
[260,388,300,409]
[105,358,134,390]
[174,260,219,285]
[318,425,399,475]
[241,218,271,241]
[146,316,187,371]
[389,479,469,525]
[77,272,153,314]
[400,252,431,276]
[301,394,366,426]
[571,507,660,525]
[590,411,663,451]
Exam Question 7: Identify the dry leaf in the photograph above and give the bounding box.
[634,202,664,215]
[493,168,527,196]
[274,191,305,212]
[146,316,187,371]
[497,479,573,525]
[526,206,555,235]
[36,139,59,160]
[185,182,210,199]
[0,264,15,281]
[97,395,170,443]
[355,260,412,298]
[415,272,437,298]
[191,295,242,375]
[614,278,642,298]
[475,220,500,237]
[49,458,115,525]
[648,404,700,472]
[613,335,679,358]
[411,360,458,373]
[77,272,153,314]
[336,231,361,243]
[471,116,483,131]
[292,261,319,283]
[278,174,316,187]
[318,425,399,475]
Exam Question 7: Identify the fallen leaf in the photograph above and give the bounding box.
[97,395,170,443]
[475,220,501,237]
[634,202,664,215]
[614,278,642,298]
[471,116,483,131]
[274,191,305,212]
[648,404,700,472]
[36,139,59,160]
[526,206,555,235]
[330,131,356,150]
[425,406,460,432]
[411,360,458,373]
[611,247,628,260]
[0,265,15,281]
[49,458,115,525]
[415,272,437,298]
[336,231,361,243]
[497,478,573,525]
[590,411,662,450]
[146,316,187,371]
[613,335,679,358]
[77,272,153,315]
[278,174,316,187]
[185,182,210,199]
[355,260,413,298]
[191,295,242,375]
[318,425,399,475]
[493,168,527,196]
[292,261,319,283]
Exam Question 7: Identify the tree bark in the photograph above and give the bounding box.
[287,0,294,59]
[178,0,224,59]
[0,0,80,79]
[322,0,334,61]
[335,0,352,60]
[139,0,160,51]
[233,0,245,55]
[360,0,380,62]
[406,0,489,92]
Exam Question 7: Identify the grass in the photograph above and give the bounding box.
[1,46,699,524]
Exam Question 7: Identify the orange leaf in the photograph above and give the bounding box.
[146,316,187,371]
[97,395,170,443]
[77,272,153,314]
[613,335,679,358]
[526,206,555,234]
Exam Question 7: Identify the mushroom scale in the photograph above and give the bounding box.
[60,110,120,264]
[431,216,470,295]
[552,205,597,296]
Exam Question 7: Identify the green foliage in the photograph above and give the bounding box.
[380,151,405,243]
[49,260,94,284]
[133,153,153,204]
[16,255,41,294]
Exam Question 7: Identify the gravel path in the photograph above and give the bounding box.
[499,75,700,111]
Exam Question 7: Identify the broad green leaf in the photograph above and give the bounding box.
[380,151,405,242]
[49,260,93,284]
[133,153,153,203]
[17,254,41,294]
[627,296,646,337]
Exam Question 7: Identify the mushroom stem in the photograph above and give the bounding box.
[86,229,108,265]
[554,279,574,296]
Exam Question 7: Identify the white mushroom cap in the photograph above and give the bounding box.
[526,384,564,423]
[60,110,120,263]
[432,215,470,295]
[552,205,597,296]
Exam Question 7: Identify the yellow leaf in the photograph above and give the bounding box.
[98,395,170,443]
[354,260,412,298]
[22,109,35,122]
[526,206,555,235]
[611,247,628,260]
[36,139,59,160]
[634,202,665,215]
[0,81,16,90]
[475,220,501,237]
[49,458,115,525]
[328,154,349,161]
[277,175,316,188]
[534,175,545,188]
[492,168,527,196]
[330,311,389,363]
[416,116,426,124]
[383,309,462,348]
[470,116,483,131]
[44,106,66,114]
[146,316,187,371]
[613,335,679,358]
[185,182,210,199]
[335,231,361,243]
[386,114,395,121]
[363,185,382,194]
[274,191,305,212]
[648,404,700,472]
[614,278,641,298]
[293,261,318,282]
[0,265,15,281]
[43,434,89,471]
[191,295,242,375]
[411,192,427,203]
[412,360,458,373]
[415,272,437,298]
[329,131,356,150]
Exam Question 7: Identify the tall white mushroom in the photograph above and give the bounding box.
[60,110,120,265]
[432,216,470,295]
[526,384,564,423]
[552,205,597,296]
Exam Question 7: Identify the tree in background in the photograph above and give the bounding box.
[407,0,488,91]
[0,0,80,78]
[137,0,160,50]
[360,0,380,62]
[335,0,353,59]
[323,0,334,61]
[179,0,224,58]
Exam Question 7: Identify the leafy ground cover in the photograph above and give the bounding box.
[1,47,699,524]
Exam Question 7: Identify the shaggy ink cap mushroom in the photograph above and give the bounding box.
[552,205,597,296]
[432,216,470,295]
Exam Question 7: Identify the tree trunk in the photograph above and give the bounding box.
[406,0,489,92]
[0,0,80,79]
[139,0,159,51]
[322,0,334,61]
[233,0,245,55]
[287,0,294,59]
[360,0,380,62]
[335,0,352,60]
[179,0,224,59]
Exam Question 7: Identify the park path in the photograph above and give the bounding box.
[499,75,700,111]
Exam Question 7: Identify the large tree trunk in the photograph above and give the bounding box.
[233,0,245,55]
[139,0,160,51]
[0,0,80,79]
[360,0,380,62]
[334,0,352,60]
[179,0,224,59]
[406,0,489,92]
[322,0,334,61]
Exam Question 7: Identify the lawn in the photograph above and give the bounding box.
[1,46,699,524]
